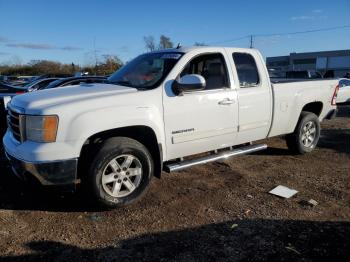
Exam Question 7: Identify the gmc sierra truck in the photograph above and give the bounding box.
[3,47,339,207]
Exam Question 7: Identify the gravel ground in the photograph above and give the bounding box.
[0,106,349,261]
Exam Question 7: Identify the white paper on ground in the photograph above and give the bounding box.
[269,185,298,199]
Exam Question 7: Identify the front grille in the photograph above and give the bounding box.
[7,108,22,142]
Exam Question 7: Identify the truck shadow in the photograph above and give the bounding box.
[256,126,350,157]
[336,104,350,117]
[0,219,349,261]
[318,128,350,155]
[252,146,290,156]
[0,162,102,212]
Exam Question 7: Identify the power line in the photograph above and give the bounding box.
[208,25,350,46]
[255,25,350,37]
[208,35,250,45]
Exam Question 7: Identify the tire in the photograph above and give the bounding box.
[87,137,153,208]
[286,111,321,154]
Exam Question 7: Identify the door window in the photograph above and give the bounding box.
[180,53,228,90]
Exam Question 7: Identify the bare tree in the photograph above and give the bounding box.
[143,35,156,51]
[159,35,173,49]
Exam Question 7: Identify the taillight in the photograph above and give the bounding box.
[15,91,25,94]
[331,84,339,106]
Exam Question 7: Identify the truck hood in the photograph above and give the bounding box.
[10,83,138,112]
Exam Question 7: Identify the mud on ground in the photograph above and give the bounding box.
[0,106,349,261]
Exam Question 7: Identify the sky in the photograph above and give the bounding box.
[0,0,349,65]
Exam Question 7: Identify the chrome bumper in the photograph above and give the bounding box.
[5,151,78,186]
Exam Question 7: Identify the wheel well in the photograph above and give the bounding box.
[301,102,323,116]
[78,126,162,181]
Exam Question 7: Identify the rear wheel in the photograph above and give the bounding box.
[286,112,320,154]
[88,137,153,208]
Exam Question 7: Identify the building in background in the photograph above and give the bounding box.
[266,49,350,78]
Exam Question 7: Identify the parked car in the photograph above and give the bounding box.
[0,76,107,142]
[0,78,62,112]
[41,76,108,91]
[0,82,27,94]
[25,78,60,92]
[285,70,323,79]
[3,46,339,208]
[30,74,73,83]
[337,78,350,104]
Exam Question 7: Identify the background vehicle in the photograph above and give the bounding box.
[42,76,108,90]
[285,70,323,79]
[3,46,339,208]
[0,76,108,143]
[337,78,350,104]
[25,78,60,92]
[0,82,27,94]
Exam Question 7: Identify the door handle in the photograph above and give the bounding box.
[218,98,235,105]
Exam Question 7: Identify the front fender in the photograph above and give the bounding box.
[59,105,165,158]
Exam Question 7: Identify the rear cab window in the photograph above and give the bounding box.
[232,52,260,88]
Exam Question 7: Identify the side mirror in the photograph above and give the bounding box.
[172,74,206,95]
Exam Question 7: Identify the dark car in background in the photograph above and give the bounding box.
[0,82,27,94]
[24,78,60,92]
[42,76,107,90]
[0,76,108,146]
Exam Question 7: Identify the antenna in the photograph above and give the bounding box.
[250,35,253,48]
[176,43,181,49]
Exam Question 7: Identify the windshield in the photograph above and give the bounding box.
[108,52,183,89]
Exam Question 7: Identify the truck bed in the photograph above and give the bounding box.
[268,79,338,138]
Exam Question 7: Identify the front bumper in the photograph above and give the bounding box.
[5,151,78,186]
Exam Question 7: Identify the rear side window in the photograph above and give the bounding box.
[232,53,260,87]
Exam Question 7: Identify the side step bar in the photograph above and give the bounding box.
[164,143,267,173]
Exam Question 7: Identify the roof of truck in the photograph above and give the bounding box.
[147,46,257,54]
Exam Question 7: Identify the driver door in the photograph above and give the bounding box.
[162,52,238,160]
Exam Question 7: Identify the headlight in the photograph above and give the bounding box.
[3,96,12,110]
[25,115,58,143]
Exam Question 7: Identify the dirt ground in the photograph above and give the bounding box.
[0,106,349,262]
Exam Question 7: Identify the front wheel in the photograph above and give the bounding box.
[88,137,153,208]
[286,111,321,154]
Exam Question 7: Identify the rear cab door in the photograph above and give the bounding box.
[225,48,273,143]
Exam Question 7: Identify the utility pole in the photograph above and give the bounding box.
[250,35,253,48]
[93,37,98,76]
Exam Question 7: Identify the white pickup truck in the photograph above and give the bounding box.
[3,46,339,207]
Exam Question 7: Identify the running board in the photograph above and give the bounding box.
[164,144,267,173]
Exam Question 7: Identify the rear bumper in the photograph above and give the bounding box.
[324,109,338,120]
[5,151,78,187]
